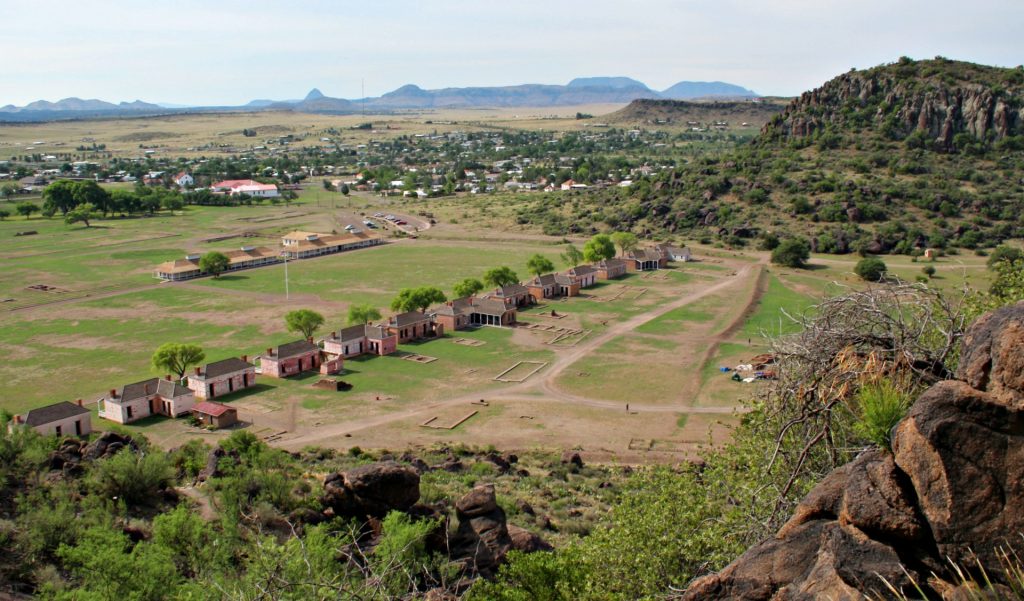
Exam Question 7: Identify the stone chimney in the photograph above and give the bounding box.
[194,366,201,376]
[110,388,117,398]
[241,354,248,363]
[330,331,336,338]
[76,399,83,406]
[13,415,21,424]
[266,347,274,356]
[165,374,172,381]
[307,336,314,344]
[144,383,151,394]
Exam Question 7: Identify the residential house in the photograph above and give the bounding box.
[565,265,598,288]
[490,283,532,308]
[595,258,628,280]
[154,254,203,281]
[258,339,322,378]
[187,357,256,400]
[431,296,517,329]
[210,179,279,198]
[626,248,668,271]
[387,311,443,344]
[13,401,92,437]
[280,230,383,259]
[655,244,692,262]
[174,172,194,188]
[191,401,238,429]
[560,179,576,191]
[321,324,398,359]
[526,274,559,302]
[99,377,195,424]
[553,274,581,297]
[466,296,516,327]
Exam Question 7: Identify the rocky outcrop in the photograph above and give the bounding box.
[763,59,1024,150]
[321,461,421,518]
[682,301,1024,600]
[450,484,515,577]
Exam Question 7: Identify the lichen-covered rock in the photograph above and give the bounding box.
[955,300,1024,406]
[320,461,420,518]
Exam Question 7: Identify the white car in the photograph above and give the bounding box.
[344,224,355,231]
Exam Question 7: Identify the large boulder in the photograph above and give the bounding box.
[682,302,1024,599]
[451,484,513,576]
[956,300,1024,406]
[321,461,420,518]
[82,432,137,460]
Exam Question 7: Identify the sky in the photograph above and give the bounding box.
[2,0,1023,106]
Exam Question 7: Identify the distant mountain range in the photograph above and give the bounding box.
[0,78,759,122]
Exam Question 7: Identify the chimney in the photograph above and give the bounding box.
[76,399,83,406]
[144,383,151,394]
[266,347,274,356]
[307,336,313,344]
[165,374,172,381]
[330,331,336,338]
[194,366,201,376]
[110,388,117,398]
[13,415,21,424]
[241,354,248,363]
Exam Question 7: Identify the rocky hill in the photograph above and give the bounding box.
[762,57,1024,150]
[681,301,1024,600]
[517,58,1024,255]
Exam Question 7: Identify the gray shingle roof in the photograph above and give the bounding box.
[118,377,190,401]
[389,311,430,328]
[198,357,252,379]
[270,339,318,360]
[24,401,90,427]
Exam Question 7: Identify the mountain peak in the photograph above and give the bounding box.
[304,88,325,101]
[567,77,651,91]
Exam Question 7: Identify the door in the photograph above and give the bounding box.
[228,377,234,392]
[75,420,82,436]
[55,425,62,436]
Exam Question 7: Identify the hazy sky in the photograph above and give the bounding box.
[3,0,1023,106]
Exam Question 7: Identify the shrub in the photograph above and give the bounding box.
[853,380,912,451]
[771,238,810,268]
[854,257,888,282]
[88,449,173,507]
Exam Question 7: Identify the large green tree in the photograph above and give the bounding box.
[583,234,616,263]
[610,232,639,256]
[42,179,78,215]
[15,202,38,219]
[347,303,382,325]
[285,309,325,339]
[151,343,206,378]
[453,278,484,298]
[198,251,230,278]
[561,244,584,268]
[854,257,888,282]
[483,266,520,289]
[72,180,111,214]
[526,254,556,277]
[390,287,447,313]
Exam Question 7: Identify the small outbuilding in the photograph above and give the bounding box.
[190,401,238,429]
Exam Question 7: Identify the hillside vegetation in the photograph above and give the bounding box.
[517,58,1024,255]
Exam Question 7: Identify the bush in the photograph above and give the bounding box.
[771,238,811,268]
[854,257,888,282]
[88,449,173,507]
[853,380,912,451]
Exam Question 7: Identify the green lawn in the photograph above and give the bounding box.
[740,274,815,339]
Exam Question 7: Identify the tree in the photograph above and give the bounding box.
[0,209,8,220]
[42,179,78,215]
[347,303,382,325]
[987,245,1022,268]
[526,254,556,277]
[64,202,97,227]
[151,343,205,378]
[340,183,350,196]
[561,244,585,268]
[771,238,810,268]
[854,257,888,282]
[922,265,936,279]
[453,277,484,298]
[72,180,111,214]
[15,202,37,218]
[583,234,616,263]
[285,309,325,339]
[198,251,230,278]
[0,182,17,201]
[610,232,639,256]
[391,286,446,313]
[483,266,520,289]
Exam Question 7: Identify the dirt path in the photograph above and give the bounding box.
[281,260,764,450]
[176,486,217,521]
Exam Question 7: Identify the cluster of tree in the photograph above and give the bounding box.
[39,180,185,220]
